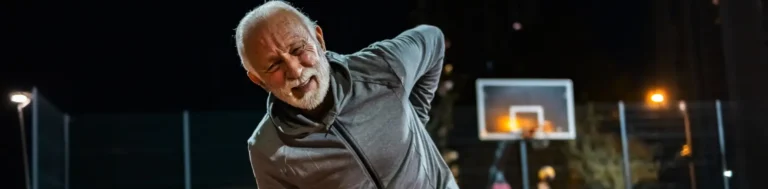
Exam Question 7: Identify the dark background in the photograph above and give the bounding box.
[3,0,767,188]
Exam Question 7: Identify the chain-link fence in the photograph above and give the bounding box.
[30,88,69,189]
[187,111,263,189]
[26,98,733,189]
[448,102,731,189]
[620,101,730,189]
[25,88,261,189]
[68,113,185,189]
[64,111,261,189]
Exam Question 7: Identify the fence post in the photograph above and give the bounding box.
[64,114,70,189]
[31,88,39,189]
[715,100,730,189]
[618,101,632,189]
[520,140,530,189]
[183,110,191,189]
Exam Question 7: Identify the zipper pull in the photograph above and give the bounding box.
[324,124,333,137]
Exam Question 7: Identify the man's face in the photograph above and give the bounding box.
[240,12,330,110]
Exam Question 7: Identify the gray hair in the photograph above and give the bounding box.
[234,0,317,69]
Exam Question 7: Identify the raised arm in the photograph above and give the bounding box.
[375,25,446,124]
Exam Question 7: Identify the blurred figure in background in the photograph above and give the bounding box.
[537,166,555,189]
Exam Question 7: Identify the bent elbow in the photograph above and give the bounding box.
[416,24,444,38]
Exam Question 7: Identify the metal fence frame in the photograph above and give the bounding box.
[23,91,733,189]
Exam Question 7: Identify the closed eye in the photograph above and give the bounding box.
[265,61,281,73]
[290,43,307,55]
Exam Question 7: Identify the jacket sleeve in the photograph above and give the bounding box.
[248,142,296,189]
[375,25,445,124]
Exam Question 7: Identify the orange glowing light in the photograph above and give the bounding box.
[495,115,557,134]
[495,116,550,133]
[542,120,555,133]
[650,94,664,103]
[647,89,667,104]
[517,118,537,131]
[496,115,517,132]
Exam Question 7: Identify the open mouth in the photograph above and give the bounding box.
[291,76,316,96]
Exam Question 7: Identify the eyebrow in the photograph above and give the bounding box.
[260,37,306,71]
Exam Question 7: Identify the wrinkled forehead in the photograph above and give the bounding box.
[240,12,310,68]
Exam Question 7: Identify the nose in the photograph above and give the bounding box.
[283,57,303,80]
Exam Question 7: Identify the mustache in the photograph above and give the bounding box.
[286,69,316,88]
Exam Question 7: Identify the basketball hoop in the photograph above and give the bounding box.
[476,79,576,189]
[521,126,550,150]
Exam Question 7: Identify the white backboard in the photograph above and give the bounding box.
[476,79,576,141]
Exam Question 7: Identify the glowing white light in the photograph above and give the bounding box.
[513,22,523,31]
[679,101,687,111]
[723,170,732,177]
[11,94,30,104]
[10,92,32,109]
[650,94,664,102]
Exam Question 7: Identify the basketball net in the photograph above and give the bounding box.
[521,122,551,150]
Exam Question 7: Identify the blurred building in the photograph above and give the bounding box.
[656,0,768,188]
[649,0,728,188]
[719,0,768,188]
[651,0,727,101]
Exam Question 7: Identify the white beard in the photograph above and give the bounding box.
[270,47,330,110]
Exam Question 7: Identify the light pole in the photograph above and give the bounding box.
[646,91,697,189]
[10,91,32,189]
[679,101,696,189]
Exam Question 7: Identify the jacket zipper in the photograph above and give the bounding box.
[330,121,384,189]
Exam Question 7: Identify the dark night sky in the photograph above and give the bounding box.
[2,0,652,112]
[3,0,422,112]
[2,0,653,187]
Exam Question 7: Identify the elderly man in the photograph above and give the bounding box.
[235,1,458,188]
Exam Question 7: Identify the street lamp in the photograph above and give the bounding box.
[651,93,664,103]
[679,101,696,189]
[646,89,668,109]
[642,89,696,189]
[10,91,32,189]
[11,92,32,109]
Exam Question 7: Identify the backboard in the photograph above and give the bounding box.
[476,79,576,141]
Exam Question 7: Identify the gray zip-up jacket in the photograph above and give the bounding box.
[247,25,459,189]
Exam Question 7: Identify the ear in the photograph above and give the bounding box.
[247,71,265,88]
[314,25,326,51]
